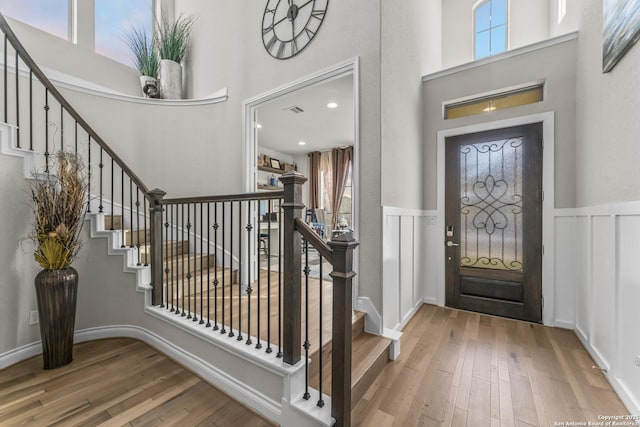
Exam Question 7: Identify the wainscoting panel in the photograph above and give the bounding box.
[553,205,640,414]
[591,215,616,371]
[382,207,438,331]
[553,216,576,327]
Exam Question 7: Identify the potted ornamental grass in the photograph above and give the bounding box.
[30,152,87,369]
[155,11,195,99]
[124,26,160,98]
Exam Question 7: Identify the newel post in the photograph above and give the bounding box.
[279,172,307,365]
[148,188,166,306]
[328,232,359,427]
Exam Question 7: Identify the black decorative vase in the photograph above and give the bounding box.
[34,267,78,370]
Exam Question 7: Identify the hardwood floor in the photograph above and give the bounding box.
[352,304,630,427]
[0,338,275,426]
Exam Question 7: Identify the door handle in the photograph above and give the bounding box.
[446,241,459,247]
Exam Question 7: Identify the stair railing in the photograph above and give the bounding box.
[0,11,157,297]
[280,172,359,427]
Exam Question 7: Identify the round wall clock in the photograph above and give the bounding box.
[262,0,329,60]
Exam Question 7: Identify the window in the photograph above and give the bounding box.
[0,0,69,39]
[474,0,507,59]
[444,83,544,120]
[95,0,153,66]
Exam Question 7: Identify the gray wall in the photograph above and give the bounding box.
[422,37,578,210]
[175,0,385,310]
[574,0,640,206]
[381,0,441,210]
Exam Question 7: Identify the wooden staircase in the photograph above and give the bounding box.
[103,214,391,411]
[309,311,392,408]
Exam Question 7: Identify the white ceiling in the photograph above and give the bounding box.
[256,74,354,155]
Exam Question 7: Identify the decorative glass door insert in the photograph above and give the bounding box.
[459,137,523,271]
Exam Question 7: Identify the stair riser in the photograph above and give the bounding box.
[138,241,190,264]
[164,255,217,279]
[166,270,238,298]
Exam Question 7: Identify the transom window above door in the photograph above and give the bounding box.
[474,0,507,59]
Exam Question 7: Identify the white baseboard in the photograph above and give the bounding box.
[0,340,42,370]
[574,330,640,417]
[355,296,382,335]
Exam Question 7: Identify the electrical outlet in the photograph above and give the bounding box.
[28,310,38,325]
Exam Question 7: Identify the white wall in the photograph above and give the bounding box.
[553,204,640,415]
[442,0,552,69]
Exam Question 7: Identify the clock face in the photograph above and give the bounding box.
[262,0,329,60]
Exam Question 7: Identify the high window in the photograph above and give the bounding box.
[95,0,153,66]
[474,0,507,59]
[0,0,69,40]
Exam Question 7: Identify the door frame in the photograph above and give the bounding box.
[242,57,361,298]
[436,112,555,325]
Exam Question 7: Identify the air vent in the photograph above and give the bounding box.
[285,105,304,114]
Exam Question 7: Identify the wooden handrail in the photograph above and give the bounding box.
[294,217,334,264]
[161,190,284,205]
[0,12,150,194]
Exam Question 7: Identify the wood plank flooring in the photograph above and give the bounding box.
[0,339,275,426]
[352,304,630,427]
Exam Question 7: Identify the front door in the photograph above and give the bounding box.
[445,123,543,323]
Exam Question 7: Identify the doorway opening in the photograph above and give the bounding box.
[243,58,360,297]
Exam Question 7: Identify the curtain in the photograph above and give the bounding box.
[330,146,353,230]
[308,151,322,209]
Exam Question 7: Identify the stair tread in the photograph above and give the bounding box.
[351,333,391,386]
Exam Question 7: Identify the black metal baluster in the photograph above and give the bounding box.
[193,203,199,323]
[98,148,103,213]
[121,168,125,248]
[29,71,32,150]
[277,201,283,358]
[135,186,141,266]
[86,135,91,212]
[187,203,192,320]
[220,202,226,334]
[246,200,253,346]
[229,201,234,338]
[200,203,205,324]
[213,203,219,331]
[44,89,49,173]
[303,240,311,400]
[237,201,243,342]
[171,204,176,313]
[110,159,114,231]
[15,50,19,148]
[162,204,168,309]
[167,204,173,312]
[4,34,7,123]
[130,178,135,249]
[143,196,148,266]
[181,203,186,316]
[206,203,211,327]
[60,105,63,150]
[74,121,77,155]
[265,200,272,353]
[317,255,325,407]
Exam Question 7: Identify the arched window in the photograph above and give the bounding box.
[474,0,507,59]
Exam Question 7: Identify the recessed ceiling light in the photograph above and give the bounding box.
[256,123,263,128]
[326,102,338,109]
[298,141,306,146]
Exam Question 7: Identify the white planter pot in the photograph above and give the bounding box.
[139,76,159,98]
[158,59,183,99]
